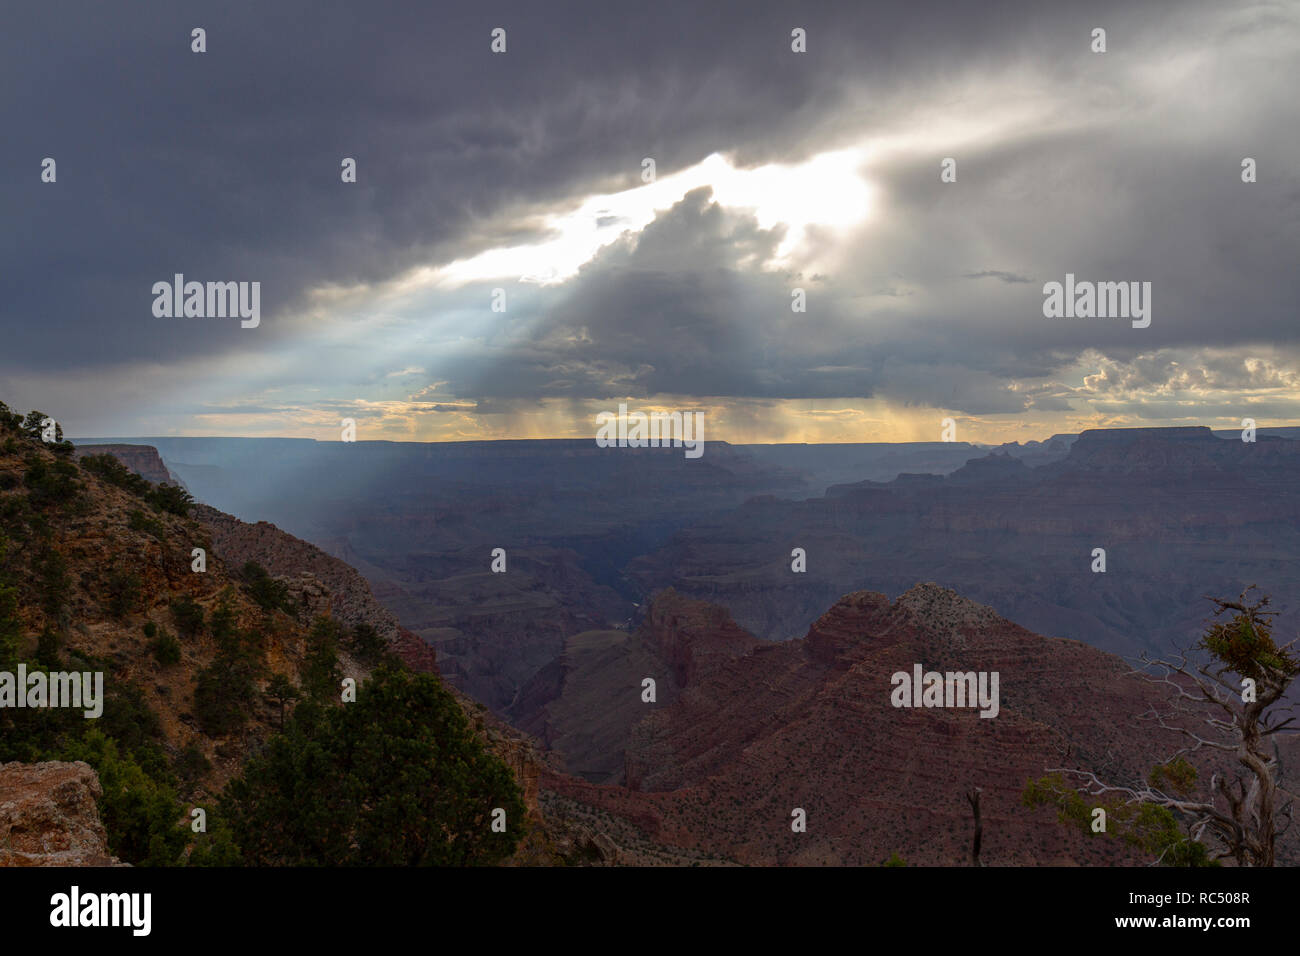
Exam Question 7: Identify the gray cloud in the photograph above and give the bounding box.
[963,271,1033,284]
[5,0,1298,435]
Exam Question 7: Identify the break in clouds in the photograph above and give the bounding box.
[3,0,1298,441]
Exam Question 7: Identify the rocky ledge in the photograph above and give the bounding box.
[0,761,124,867]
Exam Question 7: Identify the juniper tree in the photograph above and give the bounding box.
[222,664,525,866]
[1027,587,1298,866]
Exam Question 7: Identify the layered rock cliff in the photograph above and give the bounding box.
[541,583,1255,866]
[631,428,1300,658]
[74,444,182,487]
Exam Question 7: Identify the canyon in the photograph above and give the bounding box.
[34,423,1300,865]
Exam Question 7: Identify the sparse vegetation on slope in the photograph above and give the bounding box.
[0,400,527,866]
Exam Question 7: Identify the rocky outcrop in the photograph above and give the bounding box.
[642,589,759,686]
[74,444,181,486]
[0,762,123,867]
[195,503,405,647]
[391,627,438,672]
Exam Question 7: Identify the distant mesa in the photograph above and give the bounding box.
[73,443,185,488]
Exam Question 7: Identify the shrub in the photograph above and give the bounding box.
[150,631,182,666]
[34,549,68,622]
[186,822,243,866]
[169,596,205,639]
[0,579,21,667]
[192,656,255,737]
[209,603,239,654]
[221,665,526,865]
[149,483,193,517]
[35,628,60,667]
[0,401,21,433]
[104,568,142,619]
[62,729,186,866]
[79,454,150,496]
[347,622,389,666]
[21,411,58,442]
[241,561,294,615]
[96,681,167,760]
[128,508,165,538]
[175,743,211,783]
[23,457,81,509]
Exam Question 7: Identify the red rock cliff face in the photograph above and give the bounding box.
[0,761,123,867]
[391,627,438,672]
[642,588,759,686]
[545,583,1234,866]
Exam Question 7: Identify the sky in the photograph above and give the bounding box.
[3,0,1299,445]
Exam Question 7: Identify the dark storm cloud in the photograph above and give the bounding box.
[1,0,852,371]
[5,0,1188,373]
[5,0,1296,433]
[407,0,1298,417]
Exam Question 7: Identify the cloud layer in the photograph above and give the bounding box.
[4,0,1298,442]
